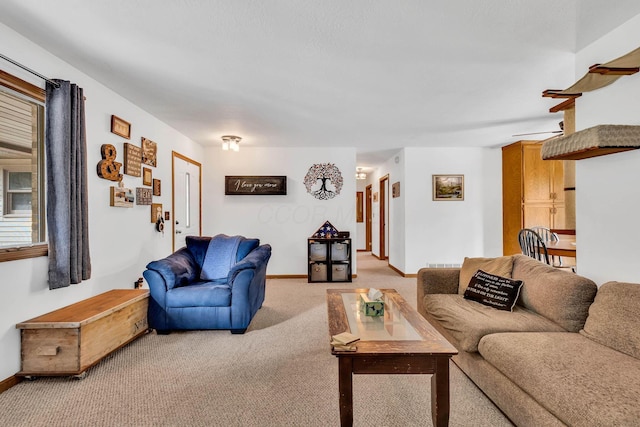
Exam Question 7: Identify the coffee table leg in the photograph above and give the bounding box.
[431,357,451,427]
[338,356,354,427]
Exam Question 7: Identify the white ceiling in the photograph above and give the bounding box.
[1,1,638,166]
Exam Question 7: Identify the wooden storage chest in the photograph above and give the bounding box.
[16,289,149,378]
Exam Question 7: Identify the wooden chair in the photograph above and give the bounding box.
[518,228,575,272]
[530,226,563,266]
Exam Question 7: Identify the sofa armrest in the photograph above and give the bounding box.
[416,268,460,318]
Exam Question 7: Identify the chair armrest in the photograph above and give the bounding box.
[145,247,199,291]
[228,244,272,283]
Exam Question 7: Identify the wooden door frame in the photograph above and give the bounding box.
[379,174,389,260]
[171,151,202,252]
[365,184,372,252]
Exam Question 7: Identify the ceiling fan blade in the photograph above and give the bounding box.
[512,130,563,137]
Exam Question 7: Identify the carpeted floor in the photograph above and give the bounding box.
[0,253,513,426]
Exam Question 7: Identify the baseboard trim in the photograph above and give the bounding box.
[266,274,308,279]
[0,375,21,394]
[267,274,358,279]
[388,263,417,278]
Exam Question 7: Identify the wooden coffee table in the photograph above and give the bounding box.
[326,288,457,427]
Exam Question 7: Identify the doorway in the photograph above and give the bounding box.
[379,175,389,260]
[365,184,372,251]
[172,151,202,251]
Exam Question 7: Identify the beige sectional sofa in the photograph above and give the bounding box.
[417,254,640,426]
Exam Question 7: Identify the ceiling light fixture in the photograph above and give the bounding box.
[222,135,241,152]
[355,167,367,180]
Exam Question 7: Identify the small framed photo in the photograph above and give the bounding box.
[433,174,464,201]
[111,115,131,139]
[141,137,157,167]
[151,203,163,223]
[143,167,152,186]
[152,179,161,196]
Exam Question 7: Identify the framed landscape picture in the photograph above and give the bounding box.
[432,174,464,201]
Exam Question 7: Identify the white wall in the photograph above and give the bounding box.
[403,147,503,274]
[573,14,640,285]
[0,23,203,380]
[368,147,503,275]
[202,146,356,276]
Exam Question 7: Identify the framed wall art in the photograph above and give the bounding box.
[153,178,161,196]
[141,137,157,167]
[111,115,131,139]
[136,187,152,205]
[356,192,364,223]
[109,184,134,208]
[392,181,400,198]
[432,174,464,201]
[151,203,163,223]
[225,176,287,195]
[143,167,152,186]
[123,143,142,177]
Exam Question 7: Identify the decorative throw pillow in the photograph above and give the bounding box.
[458,256,513,295]
[464,269,523,311]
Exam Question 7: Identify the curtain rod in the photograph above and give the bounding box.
[0,53,60,88]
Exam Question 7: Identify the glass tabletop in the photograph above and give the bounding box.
[341,292,422,341]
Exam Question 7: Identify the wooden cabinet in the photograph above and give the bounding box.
[502,141,565,255]
[16,289,149,378]
[308,238,352,283]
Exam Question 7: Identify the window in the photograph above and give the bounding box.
[0,70,47,260]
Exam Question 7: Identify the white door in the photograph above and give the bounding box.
[172,152,202,251]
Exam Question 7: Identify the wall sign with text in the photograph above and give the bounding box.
[225,176,287,195]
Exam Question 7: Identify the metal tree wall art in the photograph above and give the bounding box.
[304,163,343,200]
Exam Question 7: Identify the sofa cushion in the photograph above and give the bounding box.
[464,270,523,311]
[511,254,597,332]
[166,281,231,307]
[580,281,640,360]
[458,256,513,295]
[478,332,640,426]
[423,294,564,352]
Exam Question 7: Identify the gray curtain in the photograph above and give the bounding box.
[45,80,91,289]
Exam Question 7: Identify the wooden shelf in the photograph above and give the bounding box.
[541,125,640,161]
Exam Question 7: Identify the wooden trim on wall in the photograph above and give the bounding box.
[0,70,45,102]
[0,244,48,263]
[388,263,417,278]
[171,151,203,252]
[0,375,22,394]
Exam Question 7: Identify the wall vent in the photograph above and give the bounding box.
[426,263,461,269]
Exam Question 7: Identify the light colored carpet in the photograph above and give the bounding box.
[0,253,513,426]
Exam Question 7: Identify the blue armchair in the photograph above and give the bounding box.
[143,235,271,334]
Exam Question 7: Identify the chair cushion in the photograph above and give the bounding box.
[580,281,640,360]
[200,234,243,281]
[423,293,564,352]
[458,256,514,295]
[166,281,231,307]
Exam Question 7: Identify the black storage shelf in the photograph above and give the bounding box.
[307,238,352,283]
